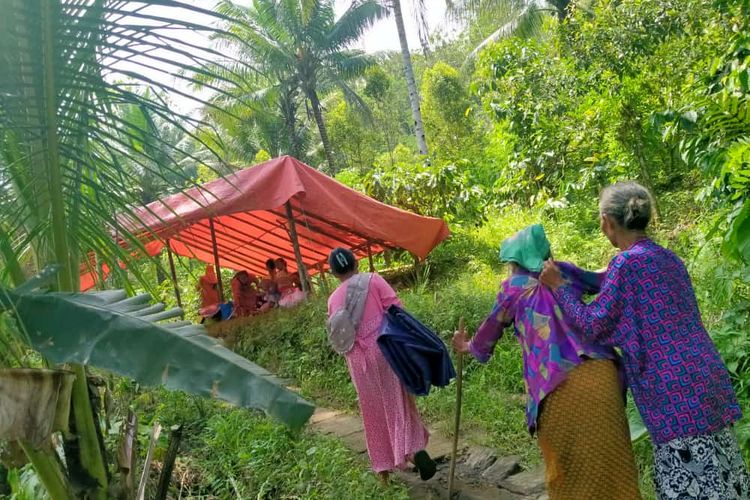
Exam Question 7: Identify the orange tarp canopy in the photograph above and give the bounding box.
[90,156,450,287]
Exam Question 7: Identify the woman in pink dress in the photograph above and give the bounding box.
[326,247,436,484]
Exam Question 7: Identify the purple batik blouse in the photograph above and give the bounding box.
[554,239,741,444]
[469,263,619,433]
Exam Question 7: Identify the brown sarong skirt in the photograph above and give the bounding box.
[537,359,642,500]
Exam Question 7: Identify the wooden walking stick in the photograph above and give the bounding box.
[448,317,466,498]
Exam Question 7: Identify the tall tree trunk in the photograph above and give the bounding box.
[307,89,336,172]
[282,87,302,159]
[391,0,428,156]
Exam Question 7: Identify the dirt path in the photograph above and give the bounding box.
[309,407,547,500]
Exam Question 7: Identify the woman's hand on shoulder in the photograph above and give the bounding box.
[540,260,565,291]
[452,329,471,354]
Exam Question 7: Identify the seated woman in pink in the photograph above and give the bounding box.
[274,258,305,307]
[326,247,435,484]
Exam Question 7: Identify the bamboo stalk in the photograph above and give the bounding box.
[448,317,466,498]
[208,218,224,301]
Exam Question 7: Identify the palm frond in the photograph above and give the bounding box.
[0,0,254,293]
[468,4,548,59]
[327,0,387,49]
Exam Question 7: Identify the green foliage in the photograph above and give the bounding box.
[210,0,386,171]
[125,389,408,499]
[421,62,479,159]
[195,408,408,499]
[474,33,591,198]
[6,466,49,500]
[472,0,737,203]
[326,100,379,171]
[253,149,273,165]
[364,66,392,101]
[661,27,750,263]
[359,145,486,222]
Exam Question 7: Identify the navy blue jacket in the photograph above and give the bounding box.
[377,305,456,396]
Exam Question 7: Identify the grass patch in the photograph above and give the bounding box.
[124,388,409,499]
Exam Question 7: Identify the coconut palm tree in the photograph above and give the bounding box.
[0,1,313,497]
[212,0,385,173]
[194,52,313,164]
[388,0,430,156]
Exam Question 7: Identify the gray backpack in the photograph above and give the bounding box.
[326,273,373,355]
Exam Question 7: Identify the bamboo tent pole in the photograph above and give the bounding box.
[366,242,375,272]
[208,218,224,301]
[165,240,183,309]
[285,201,310,293]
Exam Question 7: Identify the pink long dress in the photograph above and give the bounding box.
[327,273,429,472]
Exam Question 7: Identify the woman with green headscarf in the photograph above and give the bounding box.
[452,224,641,499]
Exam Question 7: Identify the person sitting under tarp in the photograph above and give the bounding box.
[198,265,220,311]
[231,271,259,317]
[259,258,280,311]
[197,264,232,323]
[274,257,305,307]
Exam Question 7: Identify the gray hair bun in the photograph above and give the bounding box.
[600,181,653,231]
[624,196,650,230]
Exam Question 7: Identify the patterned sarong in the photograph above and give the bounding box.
[537,359,642,500]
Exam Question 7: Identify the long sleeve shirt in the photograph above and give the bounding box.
[469,263,619,433]
[554,239,741,444]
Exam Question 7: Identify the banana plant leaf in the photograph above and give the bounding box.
[0,269,314,430]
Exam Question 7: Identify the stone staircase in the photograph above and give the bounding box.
[309,407,547,500]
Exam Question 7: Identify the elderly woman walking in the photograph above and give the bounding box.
[541,181,750,499]
[326,247,436,483]
[453,225,642,500]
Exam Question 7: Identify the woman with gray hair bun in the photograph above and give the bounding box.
[541,181,749,499]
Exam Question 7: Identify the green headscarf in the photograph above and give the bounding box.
[499,224,551,272]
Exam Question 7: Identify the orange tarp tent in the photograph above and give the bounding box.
[82,156,450,290]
